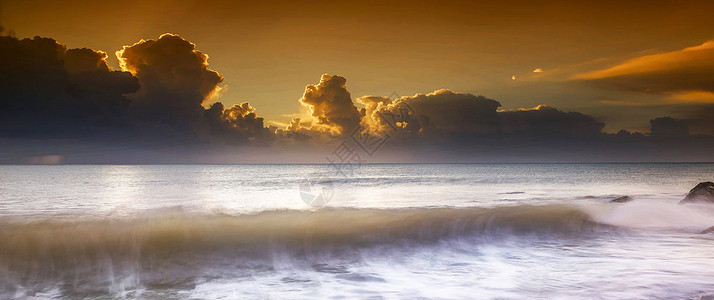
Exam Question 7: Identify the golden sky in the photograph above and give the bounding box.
[3,0,714,132]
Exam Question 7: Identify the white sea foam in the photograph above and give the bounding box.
[585,200,714,232]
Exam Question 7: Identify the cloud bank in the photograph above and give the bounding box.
[1,34,714,163]
[356,89,602,139]
[0,34,273,147]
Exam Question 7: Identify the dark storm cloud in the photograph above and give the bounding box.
[113,33,271,142]
[574,41,714,95]
[498,105,604,136]
[115,33,225,135]
[116,34,223,103]
[358,89,603,138]
[649,117,689,137]
[296,77,602,143]
[376,89,502,135]
[0,35,139,138]
[347,87,713,162]
[0,34,271,147]
[290,76,712,163]
[204,102,272,143]
[64,48,111,73]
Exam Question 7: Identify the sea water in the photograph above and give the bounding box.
[1,163,714,299]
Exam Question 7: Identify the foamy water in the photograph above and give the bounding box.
[1,164,714,299]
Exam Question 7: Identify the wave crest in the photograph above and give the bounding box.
[0,205,611,297]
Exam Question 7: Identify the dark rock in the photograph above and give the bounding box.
[610,196,633,203]
[700,226,714,234]
[680,182,714,204]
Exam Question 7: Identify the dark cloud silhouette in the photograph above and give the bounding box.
[405,90,501,134]
[286,78,713,162]
[0,36,139,138]
[299,74,364,135]
[113,33,270,143]
[204,102,271,142]
[116,33,225,135]
[649,117,689,137]
[370,90,501,136]
[63,48,141,127]
[358,90,602,138]
[64,48,111,74]
[0,34,271,147]
[499,105,604,136]
[117,34,223,100]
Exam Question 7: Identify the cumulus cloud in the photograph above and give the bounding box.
[117,33,223,100]
[574,40,714,94]
[222,102,267,135]
[649,117,689,137]
[0,33,273,146]
[64,48,111,74]
[355,95,393,132]
[0,35,139,137]
[363,89,501,136]
[403,90,501,134]
[298,74,364,135]
[63,48,140,126]
[499,105,604,136]
[286,118,303,132]
[357,90,602,138]
[113,33,274,142]
[203,101,270,142]
[116,33,224,134]
[301,79,603,142]
[274,117,318,141]
[3,33,714,163]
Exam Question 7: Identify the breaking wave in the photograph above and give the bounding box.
[0,205,609,257]
[0,205,611,296]
[2,202,713,298]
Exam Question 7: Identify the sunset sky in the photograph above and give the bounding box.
[2,0,714,163]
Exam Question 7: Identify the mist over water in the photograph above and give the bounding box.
[1,163,714,299]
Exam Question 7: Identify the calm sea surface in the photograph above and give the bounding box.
[1,163,714,299]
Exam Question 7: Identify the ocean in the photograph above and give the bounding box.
[1,163,714,299]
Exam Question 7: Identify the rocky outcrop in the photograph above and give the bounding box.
[680,182,714,204]
[610,196,632,203]
[701,226,714,234]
